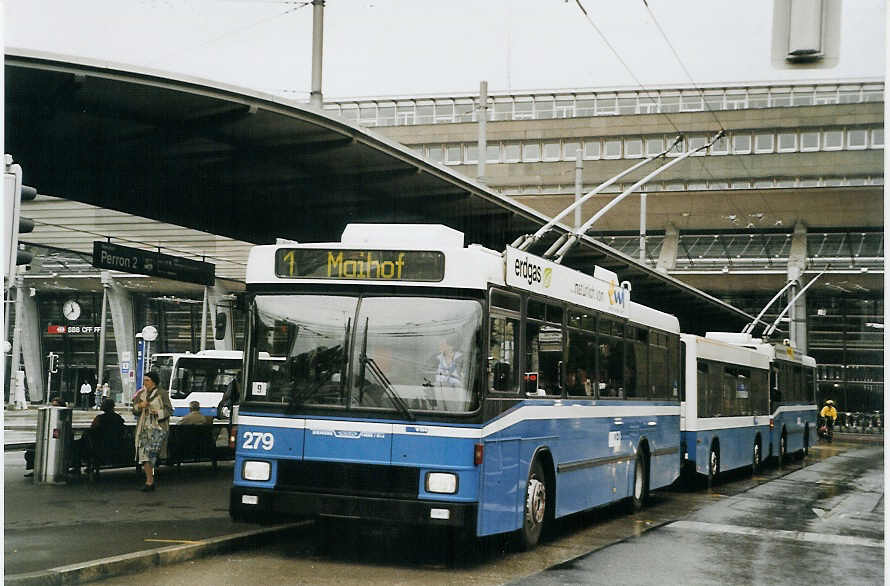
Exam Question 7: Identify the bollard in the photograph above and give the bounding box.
[34,406,73,484]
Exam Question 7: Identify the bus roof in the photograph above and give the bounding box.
[246,223,681,327]
[681,333,770,369]
[704,332,816,367]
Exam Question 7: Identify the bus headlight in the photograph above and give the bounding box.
[243,461,271,482]
[426,472,458,494]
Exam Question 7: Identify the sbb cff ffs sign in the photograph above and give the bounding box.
[92,241,215,286]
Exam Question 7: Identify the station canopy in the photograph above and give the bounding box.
[5,49,752,333]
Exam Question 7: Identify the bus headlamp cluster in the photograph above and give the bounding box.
[426,472,458,494]
[243,460,271,481]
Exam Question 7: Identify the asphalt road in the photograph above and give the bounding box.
[89,441,883,586]
[517,445,884,586]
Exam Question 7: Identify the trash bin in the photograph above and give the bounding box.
[34,406,72,484]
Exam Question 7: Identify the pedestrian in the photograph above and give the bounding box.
[101,382,111,400]
[819,399,838,443]
[132,371,169,491]
[79,380,93,410]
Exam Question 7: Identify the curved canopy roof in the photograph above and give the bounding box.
[5,49,753,333]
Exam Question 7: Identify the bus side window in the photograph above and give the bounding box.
[489,315,519,393]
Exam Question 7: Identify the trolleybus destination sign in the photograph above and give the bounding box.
[274,248,445,282]
[92,241,215,286]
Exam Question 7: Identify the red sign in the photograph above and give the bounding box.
[47,325,102,334]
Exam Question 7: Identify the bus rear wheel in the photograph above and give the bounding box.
[629,452,648,512]
[707,444,719,487]
[779,431,787,464]
[518,459,547,550]
[752,440,761,475]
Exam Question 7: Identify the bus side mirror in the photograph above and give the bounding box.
[215,312,227,340]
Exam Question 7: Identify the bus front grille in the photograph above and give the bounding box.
[276,460,419,499]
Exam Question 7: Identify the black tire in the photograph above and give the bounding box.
[779,431,787,464]
[802,425,810,458]
[752,439,761,475]
[518,459,547,550]
[707,443,719,487]
[629,452,648,512]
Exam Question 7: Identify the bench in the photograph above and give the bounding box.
[81,424,233,479]
[167,425,219,470]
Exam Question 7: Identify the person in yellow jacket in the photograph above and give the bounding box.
[819,400,838,442]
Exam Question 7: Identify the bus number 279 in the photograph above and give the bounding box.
[241,431,274,450]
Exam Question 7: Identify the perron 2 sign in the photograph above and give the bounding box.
[92,241,215,286]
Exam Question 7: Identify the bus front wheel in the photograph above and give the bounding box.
[518,459,547,550]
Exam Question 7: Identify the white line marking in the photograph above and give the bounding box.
[668,520,883,549]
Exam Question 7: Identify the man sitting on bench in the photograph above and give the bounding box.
[179,401,212,425]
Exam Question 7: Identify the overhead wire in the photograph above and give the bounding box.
[640,0,780,225]
[147,1,311,67]
[572,0,753,226]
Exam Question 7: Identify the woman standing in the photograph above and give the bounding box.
[132,371,168,491]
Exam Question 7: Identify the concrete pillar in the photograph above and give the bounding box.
[17,280,44,402]
[102,271,137,404]
[208,283,235,351]
[656,222,679,273]
[788,222,808,351]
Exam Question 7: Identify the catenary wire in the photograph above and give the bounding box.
[640,0,779,223]
[572,0,755,225]
[147,1,311,67]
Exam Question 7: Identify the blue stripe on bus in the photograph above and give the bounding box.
[236,400,681,538]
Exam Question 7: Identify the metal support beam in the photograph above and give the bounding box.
[309,0,325,108]
[102,271,136,405]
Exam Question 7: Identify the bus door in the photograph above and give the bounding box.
[480,298,523,536]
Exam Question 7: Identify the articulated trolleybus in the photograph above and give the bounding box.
[705,332,817,463]
[680,332,817,482]
[230,224,681,548]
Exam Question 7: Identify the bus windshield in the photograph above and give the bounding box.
[246,294,482,414]
[171,358,242,399]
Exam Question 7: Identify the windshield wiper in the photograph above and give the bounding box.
[364,355,414,422]
[358,318,414,421]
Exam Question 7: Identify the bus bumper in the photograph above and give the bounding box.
[230,486,477,528]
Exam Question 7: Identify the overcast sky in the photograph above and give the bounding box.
[5,0,886,100]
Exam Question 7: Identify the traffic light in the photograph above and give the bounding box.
[4,158,38,285]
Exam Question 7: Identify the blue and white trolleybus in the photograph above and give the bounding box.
[229,224,682,547]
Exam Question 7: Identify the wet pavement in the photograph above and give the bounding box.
[3,404,883,586]
[82,441,883,586]
[517,445,884,586]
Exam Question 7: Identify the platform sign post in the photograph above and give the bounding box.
[135,335,145,394]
